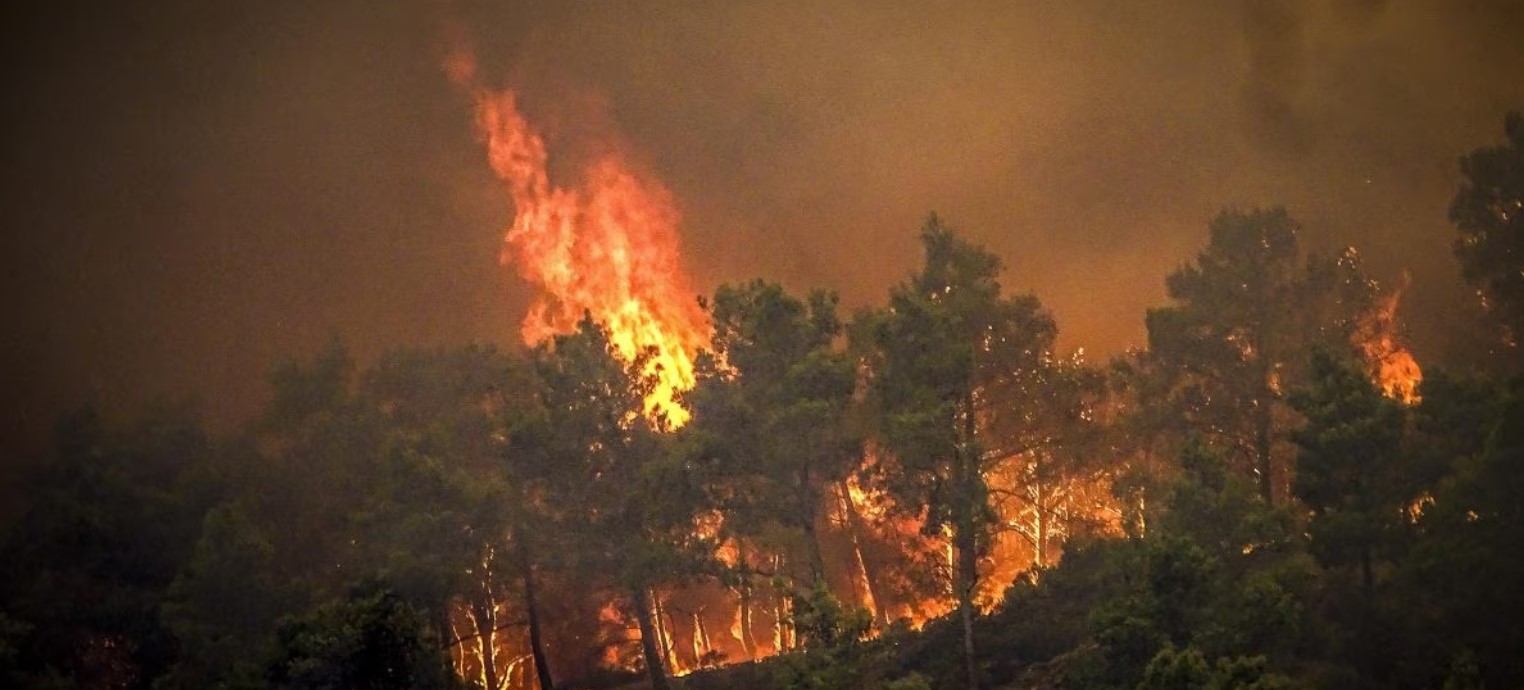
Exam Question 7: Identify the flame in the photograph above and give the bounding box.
[448,45,708,424]
[440,39,1130,682]
[1354,274,1423,404]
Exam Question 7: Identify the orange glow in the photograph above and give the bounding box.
[448,46,708,425]
[441,41,1124,681]
[1354,274,1423,404]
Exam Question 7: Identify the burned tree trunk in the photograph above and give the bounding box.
[1254,390,1275,503]
[631,588,671,690]
[953,492,981,690]
[733,550,758,660]
[955,392,981,690]
[468,591,503,690]
[517,538,554,690]
[836,481,889,628]
[797,469,828,588]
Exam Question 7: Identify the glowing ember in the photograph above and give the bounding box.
[447,46,708,425]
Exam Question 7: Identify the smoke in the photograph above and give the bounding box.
[1240,0,1311,151]
[2,0,1523,485]
[1237,0,1404,153]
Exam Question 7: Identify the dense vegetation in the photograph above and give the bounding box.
[2,116,1522,690]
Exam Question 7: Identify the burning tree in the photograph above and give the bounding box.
[1139,208,1419,505]
[857,215,1062,690]
[982,350,1110,587]
[682,279,864,654]
[687,280,859,588]
[527,316,713,690]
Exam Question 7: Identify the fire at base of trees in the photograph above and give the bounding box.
[4,115,1524,690]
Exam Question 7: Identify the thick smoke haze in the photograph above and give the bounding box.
[3,0,1522,488]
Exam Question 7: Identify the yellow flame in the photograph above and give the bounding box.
[1354,274,1423,404]
[449,45,707,425]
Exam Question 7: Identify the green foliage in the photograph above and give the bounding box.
[686,279,859,584]
[862,216,1059,538]
[1451,112,1524,348]
[765,622,922,690]
[1137,645,1300,690]
[157,503,286,690]
[766,587,887,690]
[527,315,713,689]
[1142,208,1376,501]
[1289,350,1407,589]
[267,584,459,690]
[1408,369,1508,494]
[884,672,932,690]
[530,315,709,580]
[1055,439,1313,690]
[262,341,356,435]
[1155,442,1295,558]
[790,583,872,650]
[1402,378,1524,687]
[9,190,1524,690]
[1136,645,1212,690]
[0,403,222,688]
[858,215,1062,689]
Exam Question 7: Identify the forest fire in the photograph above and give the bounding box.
[447,47,709,425]
[440,54,1130,678]
[11,5,1524,690]
[1355,275,1424,404]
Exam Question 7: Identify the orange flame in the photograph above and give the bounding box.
[448,46,708,424]
[441,41,1127,680]
[1354,274,1423,404]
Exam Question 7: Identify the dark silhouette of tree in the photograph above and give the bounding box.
[356,345,549,690]
[0,403,221,689]
[1143,208,1375,503]
[1405,378,1524,687]
[528,315,710,690]
[858,215,1059,690]
[158,504,286,690]
[1451,112,1524,355]
[1290,350,1406,595]
[685,279,859,596]
[267,583,460,690]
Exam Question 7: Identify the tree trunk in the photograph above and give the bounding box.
[798,516,828,589]
[433,607,458,675]
[469,592,501,690]
[652,593,677,673]
[772,569,794,653]
[1034,480,1048,569]
[797,473,828,588]
[739,594,756,660]
[955,512,980,690]
[957,392,980,690]
[836,482,889,628]
[631,588,671,690]
[1252,354,1278,504]
[692,611,711,663]
[518,540,555,690]
[735,550,758,660]
[448,613,467,678]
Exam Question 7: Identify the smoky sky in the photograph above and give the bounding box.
[3,0,1523,480]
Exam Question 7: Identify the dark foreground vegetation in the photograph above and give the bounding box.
[3,116,1523,690]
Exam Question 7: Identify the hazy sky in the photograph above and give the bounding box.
[3,0,1522,477]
